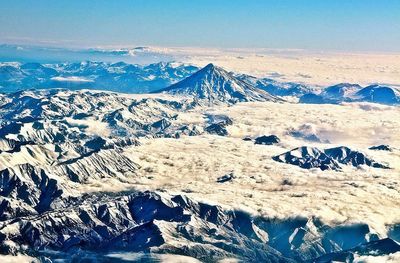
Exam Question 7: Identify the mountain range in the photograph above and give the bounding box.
[300,83,400,105]
[0,61,199,93]
[0,59,399,262]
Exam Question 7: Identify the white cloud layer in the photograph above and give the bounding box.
[51,76,94,82]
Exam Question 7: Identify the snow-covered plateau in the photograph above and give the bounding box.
[0,58,399,262]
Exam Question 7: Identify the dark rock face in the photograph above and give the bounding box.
[369,144,392,151]
[0,164,64,216]
[84,137,107,150]
[0,139,34,153]
[205,123,228,136]
[273,146,389,170]
[0,123,23,138]
[325,146,389,169]
[175,125,201,138]
[217,172,234,183]
[255,135,280,145]
[299,93,328,104]
[151,118,171,130]
[205,114,233,136]
[273,147,341,171]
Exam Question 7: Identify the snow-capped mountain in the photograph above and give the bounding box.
[273,146,341,170]
[355,84,400,104]
[273,146,389,170]
[0,61,199,93]
[156,63,281,104]
[300,83,400,105]
[237,74,316,97]
[322,83,363,100]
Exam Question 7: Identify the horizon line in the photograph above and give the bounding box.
[2,41,400,56]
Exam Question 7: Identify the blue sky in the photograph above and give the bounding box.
[0,0,399,52]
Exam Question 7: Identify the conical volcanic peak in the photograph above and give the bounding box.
[156,63,281,104]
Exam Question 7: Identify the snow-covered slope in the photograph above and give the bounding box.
[0,61,199,93]
[237,74,316,97]
[355,85,400,104]
[322,83,363,100]
[300,83,400,105]
[156,63,281,104]
[273,146,389,170]
[273,146,341,170]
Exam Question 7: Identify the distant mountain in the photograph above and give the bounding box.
[369,144,393,151]
[0,61,199,93]
[156,63,281,104]
[355,84,400,104]
[300,83,400,105]
[322,83,363,100]
[314,238,400,263]
[273,146,341,171]
[325,146,389,169]
[238,74,316,97]
[273,146,389,170]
